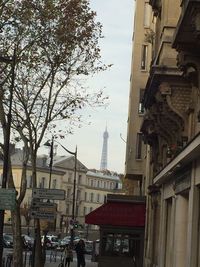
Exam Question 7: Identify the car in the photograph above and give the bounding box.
[22,234,34,250]
[60,236,71,248]
[3,234,13,248]
[41,235,59,249]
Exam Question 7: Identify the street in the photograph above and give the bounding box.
[3,248,97,267]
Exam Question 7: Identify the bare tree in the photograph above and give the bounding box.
[0,1,109,266]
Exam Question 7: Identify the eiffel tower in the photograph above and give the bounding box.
[100,126,109,170]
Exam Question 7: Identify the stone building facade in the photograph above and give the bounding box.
[126,0,200,266]
[125,0,152,196]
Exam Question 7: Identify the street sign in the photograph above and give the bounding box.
[30,210,56,221]
[31,200,57,209]
[32,188,65,200]
[0,188,16,210]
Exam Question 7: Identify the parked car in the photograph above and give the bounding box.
[41,235,59,249]
[3,234,13,248]
[60,236,71,248]
[22,234,34,250]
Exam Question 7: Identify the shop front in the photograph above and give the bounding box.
[85,194,146,267]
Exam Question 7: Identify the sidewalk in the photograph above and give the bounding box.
[45,258,98,267]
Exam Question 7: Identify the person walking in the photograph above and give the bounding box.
[75,239,86,267]
[64,243,73,267]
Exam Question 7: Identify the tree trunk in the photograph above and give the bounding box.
[31,151,44,267]
[11,204,23,267]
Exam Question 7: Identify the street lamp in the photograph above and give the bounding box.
[44,139,77,244]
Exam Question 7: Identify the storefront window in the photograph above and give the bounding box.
[102,233,141,258]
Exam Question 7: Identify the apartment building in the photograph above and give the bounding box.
[126,0,200,267]
[0,149,122,238]
[125,0,152,196]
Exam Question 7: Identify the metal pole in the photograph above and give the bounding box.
[0,50,16,267]
[71,146,77,244]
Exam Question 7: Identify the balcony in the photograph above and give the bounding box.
[173,0,200,53]
[149,0,161,16]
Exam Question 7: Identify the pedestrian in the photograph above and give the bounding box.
[64,243,73,267]
[75,239,86,267]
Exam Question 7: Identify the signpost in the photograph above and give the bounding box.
[0,189,16,210]
[31,210,55,221]
[31,200,57,209]
[32,188,65,200]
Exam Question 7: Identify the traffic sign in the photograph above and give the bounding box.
[31,200,57,209]
[0,188,16,210]
[32,188,65,200]
[30,210,56,221]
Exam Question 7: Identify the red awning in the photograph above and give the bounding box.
[85,202,146,227]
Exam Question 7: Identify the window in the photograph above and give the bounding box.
[52,179,57,189]
[40,177,46,188]
[27,176,32,188]
[90,179,93,187]
[90,193,94,202]
[0,174,2,187]
[97,194,100,203]
[85,192,87,201]
[138,89,145,114]
[90,207,93,212]
[77,190,81,201]
[68,172,72,183]
[67,188,71,198]
[97,180,100,187]
[136,133,143,159]
[102,233,141,258]
[144,2,151,27]
[141,45,148,70]
[66,204,69,214]
[78,175,82,185]
[83,207,87,215]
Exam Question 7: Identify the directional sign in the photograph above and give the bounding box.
[0,188,16,211]
[32,188,65,200]
[31,210,56,221]
[31,200,57,209]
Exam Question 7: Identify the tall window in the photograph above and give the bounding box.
[67,188,71,198]
[144,2,151,27]
[85,192,87,201]
[40,177,46,188]
[83,207,87,215]
[90,193,94,202]
[52,179,57,189]
[0,174,2,187]
[97,194,100,203]
[78,175,82,185]
[90,179,93,187]
[68,172,72,183]
[138,89,145,114]
[141,45,148,70]
[27,176,32,188]
[136,133,143,159]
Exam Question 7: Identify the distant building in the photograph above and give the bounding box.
[0,147,122,238]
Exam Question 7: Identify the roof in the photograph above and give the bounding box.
[87,170,120,181]
[85,200,146,227]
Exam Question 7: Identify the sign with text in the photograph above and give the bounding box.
[0,188,16,210]
[32,188,65,200]
[31,210,56,221]
[31,200,57,209]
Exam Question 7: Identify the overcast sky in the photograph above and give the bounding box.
[56,0,134,174]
